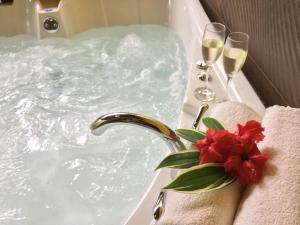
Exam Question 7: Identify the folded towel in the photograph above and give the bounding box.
[233,106,300,225]
[153,101,261,225]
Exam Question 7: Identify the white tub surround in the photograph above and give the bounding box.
[0,0,265,224]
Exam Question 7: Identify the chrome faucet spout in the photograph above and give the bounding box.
[90,112,185,152]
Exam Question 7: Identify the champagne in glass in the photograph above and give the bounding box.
[202,39,224,65]
[223,47,247,76]
[222,32,249,99]
[194,23,226,102]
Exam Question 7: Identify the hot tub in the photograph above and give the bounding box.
[0,0,265,224]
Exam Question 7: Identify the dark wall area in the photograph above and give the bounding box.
[200,0,300,107]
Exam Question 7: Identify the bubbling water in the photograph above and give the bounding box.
[0,25,187,225]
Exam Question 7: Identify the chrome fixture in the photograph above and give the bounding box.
[43,17,59,33]
[195,60,212,81]
[90,112,186,221]
[195,60,209,70]
[90,112,185,153]
[153,191,166,220]
[192,104,209,130]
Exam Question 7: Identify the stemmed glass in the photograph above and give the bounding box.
[194,22,226,102]
[223,32,249,99]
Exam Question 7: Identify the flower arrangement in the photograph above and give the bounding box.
[156,117,269,193]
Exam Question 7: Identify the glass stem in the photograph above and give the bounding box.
[226,76,232,100]
[204,66,211,89]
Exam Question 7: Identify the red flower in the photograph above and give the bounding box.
[194,120,268,185]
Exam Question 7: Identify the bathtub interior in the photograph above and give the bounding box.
[0,0,266,225]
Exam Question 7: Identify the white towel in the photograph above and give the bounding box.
[153,101,261,225]
[233,105,300,225]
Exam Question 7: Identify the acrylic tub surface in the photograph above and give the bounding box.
[0,0,265,224]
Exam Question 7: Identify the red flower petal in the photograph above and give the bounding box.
[250,154,269,170]
[237,160,258,184]
[236,139,260,155]
[199,146,223,164]
[237,156,268,184]
[224,155,242,173]
[236,120,265,142]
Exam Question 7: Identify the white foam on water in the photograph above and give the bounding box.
[0,25,187,225]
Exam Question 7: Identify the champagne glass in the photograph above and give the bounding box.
[194,22,226,102]
[223,32,249,99]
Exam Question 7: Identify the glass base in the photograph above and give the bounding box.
[194,87,215,102]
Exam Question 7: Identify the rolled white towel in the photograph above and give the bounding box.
[153,101,261,225]
[233,106,300,225]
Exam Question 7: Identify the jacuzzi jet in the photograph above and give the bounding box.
[43,17,59,33]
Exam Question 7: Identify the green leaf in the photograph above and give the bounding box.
[175,129,206,143]
[163,163,235,193]
[156,150,199,170]
[202,117,224,130]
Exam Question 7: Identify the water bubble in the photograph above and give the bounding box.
[0,25,187,225]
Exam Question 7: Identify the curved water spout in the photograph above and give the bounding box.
[90,112,185,153]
